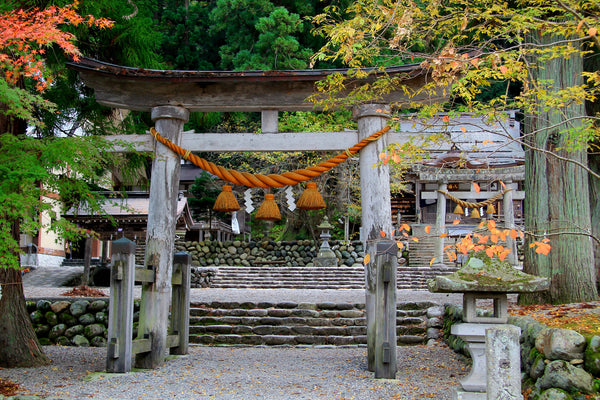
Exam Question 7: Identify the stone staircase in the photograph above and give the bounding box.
[210,265,365,289]
[209,262,458,290]
[189,300,440,347]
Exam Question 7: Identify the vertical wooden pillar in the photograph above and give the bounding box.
[374,239,398,379]
[170,251,191,355]
[261,110,278,133]
[503,181,518,265]
[355,104,393,372]
[135,106,189,369]
[435,181,448,264]
[106,238,136,373]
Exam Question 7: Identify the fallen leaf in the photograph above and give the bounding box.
[424,225,431,234]
[363,254,371,265]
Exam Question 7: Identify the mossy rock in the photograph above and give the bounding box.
[30,310,44,324]
[584,336,600,377]
[58,312,77,327]
[55,336,71,346]
[36,300,52,312]
[428,252,549,293]
[44,311,58,326]
[49,323,67,339]
[88,300,107,312]
[26,300,37,313]
[79,313,96,325]
[35,324,51,338]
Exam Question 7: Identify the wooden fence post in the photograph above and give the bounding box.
[374,239,398,379]
[106,238,136,373]
[170,252,191,355]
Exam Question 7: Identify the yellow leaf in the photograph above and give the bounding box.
[589,27,598,37]
[529,243,536,248]
[488,220,496,229]
[499,65,508,75]
[379,152,386,160]
[424,225,431,234]
[472,182,480,193]
[460,126,467,133]
[440,232,448,238]
[482,140,495,145]
[412,237,420,242]
[401,223,410,232]
[478,220,486,229]
[452,219,461,225]
[363,254,371,265]
[510,229,519,239]
[577,19,585,32]
[429,257,436,266]
[491,234,499,243]
[397,241,404,250]
[460,15,468,31]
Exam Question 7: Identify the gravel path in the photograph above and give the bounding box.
[2,344,467,400]
[23,287,464,306]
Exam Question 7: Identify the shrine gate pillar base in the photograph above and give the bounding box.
[135,106,189,369]
[355,104,394,374]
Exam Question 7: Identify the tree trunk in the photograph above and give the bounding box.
[81,235,92,285]
[0,221,49,367]
[521,31,598,304]
[590,150,600,291]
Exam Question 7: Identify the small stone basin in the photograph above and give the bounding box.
[427,254,549,294]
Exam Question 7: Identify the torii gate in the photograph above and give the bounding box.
[69,58,447,378]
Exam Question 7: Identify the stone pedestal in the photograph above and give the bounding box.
[451,323,498,393]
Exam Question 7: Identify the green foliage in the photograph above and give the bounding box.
[0,134,123,270]
[188,172,222,220]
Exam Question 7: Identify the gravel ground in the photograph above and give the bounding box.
[23,287,464,306]
[2,344,467,400]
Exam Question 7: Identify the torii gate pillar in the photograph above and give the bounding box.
[135,106,189,369]
[355,104,395,375]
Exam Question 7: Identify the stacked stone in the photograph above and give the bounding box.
[27,299,141,347]
[190,267,217,288]
[444,304,600,399]
[175,239,367,268]
[188,300,442,347]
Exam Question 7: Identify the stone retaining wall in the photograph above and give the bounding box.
[444,304,600,399]
[175,239,371,268]
[26,298,141,347]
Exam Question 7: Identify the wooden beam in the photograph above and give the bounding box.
[421,191,525,200]
[68,58,447,112]
[108,131,362,152]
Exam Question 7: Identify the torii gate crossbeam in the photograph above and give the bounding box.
[69,57,447,377]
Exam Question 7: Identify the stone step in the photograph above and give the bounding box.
[187,301,440,347]
[207,264,457,290]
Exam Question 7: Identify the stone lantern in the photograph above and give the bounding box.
[313,217,338,268]
[428,254,549,399]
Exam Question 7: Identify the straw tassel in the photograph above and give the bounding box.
[255,193,281,221]
[297,182,326,210]
[486,204,496,215]
[453,204,464,215]
[471,207,481,219]
[213,185,240,212]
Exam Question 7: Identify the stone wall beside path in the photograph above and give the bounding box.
[175,239,368,268]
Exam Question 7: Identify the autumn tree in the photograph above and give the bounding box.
[0,3,115,367]
[312,0,599,303]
